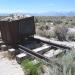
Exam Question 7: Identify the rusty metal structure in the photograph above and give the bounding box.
[0,16,35,44]
[0,15,71,65]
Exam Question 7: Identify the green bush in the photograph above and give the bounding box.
[21,59,41,75]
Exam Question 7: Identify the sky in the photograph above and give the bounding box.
[0,0,75,13]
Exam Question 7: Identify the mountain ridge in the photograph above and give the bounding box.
[0,11,75,16]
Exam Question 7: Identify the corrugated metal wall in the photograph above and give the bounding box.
[0,16,35,44]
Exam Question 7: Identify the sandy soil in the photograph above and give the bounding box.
[0,51,25,75]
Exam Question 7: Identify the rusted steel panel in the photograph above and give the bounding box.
[19,17,35,37]
[0,16,35,44]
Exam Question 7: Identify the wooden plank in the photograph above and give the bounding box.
[33,44,50,54]
[16,53,27,64]
[44,49,63,58]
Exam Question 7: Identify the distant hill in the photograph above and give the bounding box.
[31,11,75,16]
[0,11,75,16]
[0,13,9,16]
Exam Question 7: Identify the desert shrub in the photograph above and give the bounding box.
[39,25,44,31]
[39,30,50,38]
[67,31,75,41]
[36,29,55,38]
[71,22,75,26]
[38,25,50,31]
[37,25,55,38]
[45,25,49,30]
[61,49,75,75]
[44,49,75,75]
[65,22,68,25]
[48,31,56,38]
[47,19,52,22]
[21,59,41,75]
[38,64,61,75]
[70,19,72,21]
[54,20,63,25]
[54,25,68,41]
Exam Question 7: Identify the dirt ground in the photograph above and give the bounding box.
[0,51,25,75]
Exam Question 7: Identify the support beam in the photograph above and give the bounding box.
[16,53,27,64]
[8,48,16,58]
[34,35,71,49]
